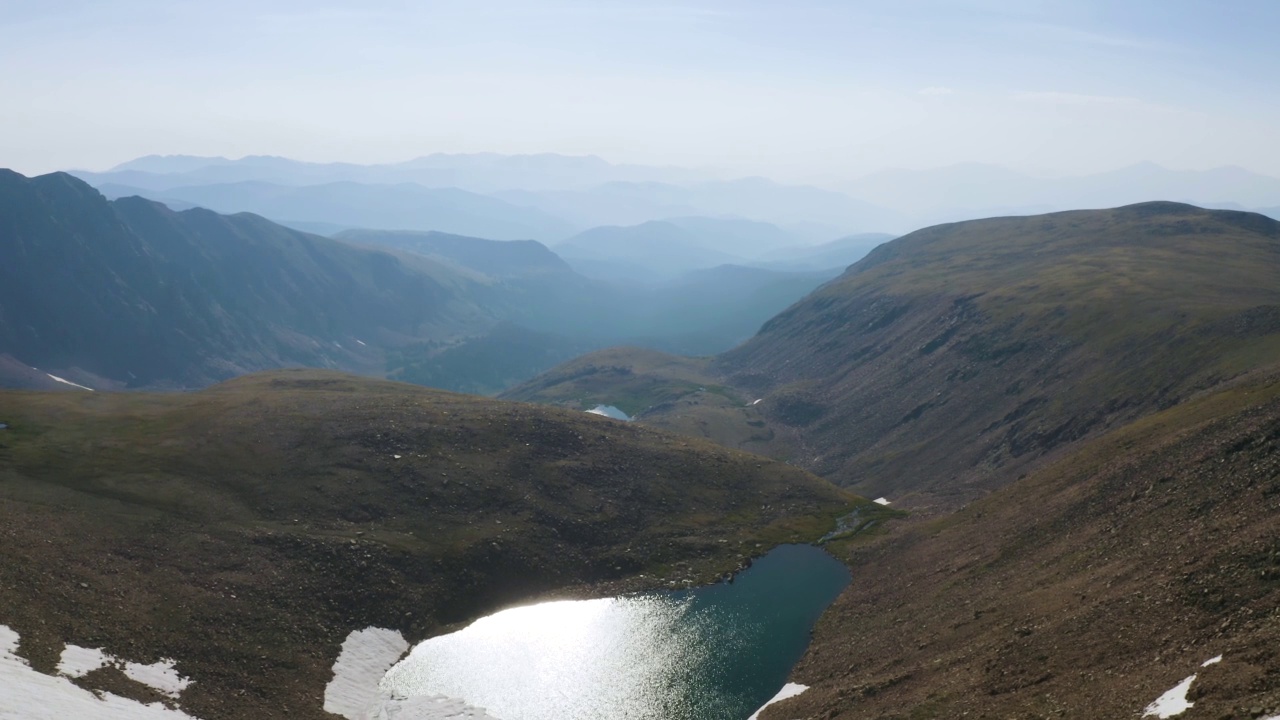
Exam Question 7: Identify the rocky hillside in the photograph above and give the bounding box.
[0,370,858,720]
[763,365,1280,719]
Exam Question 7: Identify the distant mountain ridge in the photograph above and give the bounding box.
[334,230,572,278]
[81,152,717,193]
[76,154,1280,236]
[843,161,1280,223]
[753,232,896,271]
[555,221,746,281]
[96,179,578,241]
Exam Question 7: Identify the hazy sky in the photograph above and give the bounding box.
[4,0,1279,181]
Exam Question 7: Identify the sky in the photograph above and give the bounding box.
[3,0,1280,182]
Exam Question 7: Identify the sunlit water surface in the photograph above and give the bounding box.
[380,544,850,720]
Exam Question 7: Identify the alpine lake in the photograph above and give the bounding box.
[380,543,851,719]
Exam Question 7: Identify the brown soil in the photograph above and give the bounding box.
[762,369,1280,719]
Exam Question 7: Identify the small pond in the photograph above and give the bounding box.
[380,543,850,719]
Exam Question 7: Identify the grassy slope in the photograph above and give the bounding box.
[0,370,858,720]
[497,346,804,456]
[732,204,1280,501]
[764,366,1280,719]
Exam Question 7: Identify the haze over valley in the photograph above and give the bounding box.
[4,2,1280,719]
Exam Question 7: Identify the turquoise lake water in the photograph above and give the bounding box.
[380,543,850,719]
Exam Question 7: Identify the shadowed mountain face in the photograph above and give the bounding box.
[0,370,857,720]
[510,203,1280,508]
[0,171,484,388]
[769,366,1280,720]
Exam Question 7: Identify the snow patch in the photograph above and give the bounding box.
[324,627,410,720]
[57,645,111,678]
[873,497,891,506]
[0,625,18,654]
[1201,655,1222,667]
[1143,674,1196,718]
[53,643,190,697]
[0,625,200,720]
[586,405,631,421]
[749,682,808,720]
[46,373,94,391]
[123,659,192,698]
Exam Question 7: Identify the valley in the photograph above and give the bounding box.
[7,3,1280,718]
[511,203,1280,509]
[5,165,1280,718]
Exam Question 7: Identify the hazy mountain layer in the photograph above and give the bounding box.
[752,232,896,271]
[555,221,747,281]
[844,161,1280,223]
[98,179,578,241]
[1,171,846,394]
[82,152,715,193]
[78,155,1280,238]
[510,178,903,235]
[336,230,573,278]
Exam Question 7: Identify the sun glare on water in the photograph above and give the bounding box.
[381,595,713,720]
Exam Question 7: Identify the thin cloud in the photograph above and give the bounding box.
[1007,21,1174,53]
[1013,91,1141,106]
[918,87,955,97]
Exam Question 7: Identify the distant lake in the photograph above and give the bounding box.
[381,544,850,719]
[586,405,631,421]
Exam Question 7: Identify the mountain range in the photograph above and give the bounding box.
[6,161,1280,718]
[71,154,1280,239]
[77,152,716,193]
